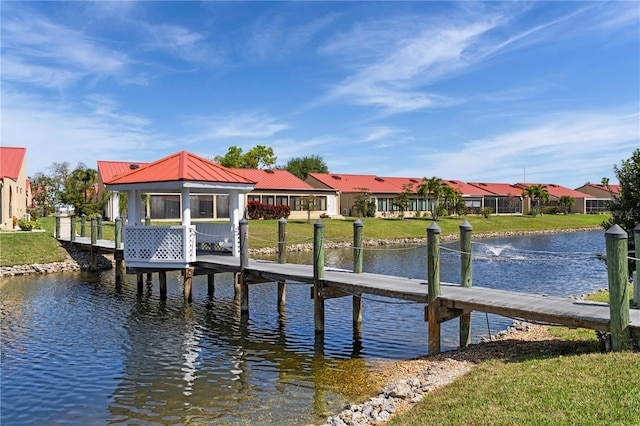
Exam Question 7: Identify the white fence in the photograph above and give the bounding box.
[124,225,196,268]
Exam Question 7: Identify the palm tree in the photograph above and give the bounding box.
[558,195,575,214]
[417,177,443,220]
[522,184,549,217]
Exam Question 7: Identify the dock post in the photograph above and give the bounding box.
[313,220,326,337]
[159,271,167,299]
[427,222,442,355]
[634,224,640,305]
[207,274,215,299]
[80,214,86,237]
[277,218,287,311]
[353,219,364,338]
[459,220,473,348]
[55,214,61,239]
[97,215,103,240]
[605,225,630,351]
[114,217,124,287]
[137,273,144,294]
[183,267,194,303]
[69,214,76,242]
[90,216,98,271]
[239,218,249,312]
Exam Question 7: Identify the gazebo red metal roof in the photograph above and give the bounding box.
[107,151,255,185]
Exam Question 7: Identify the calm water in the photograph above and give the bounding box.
[1,231,608,425]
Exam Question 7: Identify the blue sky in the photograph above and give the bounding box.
[2,1,638,188]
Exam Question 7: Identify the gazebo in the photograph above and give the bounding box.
[106,151,255,268]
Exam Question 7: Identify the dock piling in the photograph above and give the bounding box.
[605,225,631,351]
[55,214,61,239]
[69,214,76,242]
[90,216,98,271]
[80,214,86,237]
[97,215,103,240]
[353,219,364,338]
[313,220,325,337]
[459,220,473,348]
[634,224,640,305]
[239,218,249,312]
[427,222,442,355]
[277,218,287,312]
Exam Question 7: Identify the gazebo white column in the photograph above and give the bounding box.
[181,188,191,226]
[230,190,241,257]
[127,189,142,225]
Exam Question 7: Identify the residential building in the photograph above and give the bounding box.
[0,147,29,230]
[515,183,588,214]
[575,183,621,212]
[467,182,523,214]
[230,168,338,220]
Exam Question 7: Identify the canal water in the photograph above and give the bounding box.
[1,231,608,425]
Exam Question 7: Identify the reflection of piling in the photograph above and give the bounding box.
[605,225,630,351]
[114,217,124,289]
[239,219,249,312]
[459,220,473,348]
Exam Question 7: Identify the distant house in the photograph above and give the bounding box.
[229,168,338,220]
[467,182,523,214]
[0,147,29,230]
[574,183,621,213]
[515,183,589,214]
[97,160,337,221]
[305,173,423,217]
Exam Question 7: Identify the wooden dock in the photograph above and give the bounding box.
[56,215,640,353]
[196,254,640,336]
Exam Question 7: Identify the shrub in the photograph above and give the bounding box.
[541,206,560,215]
[481,207,493,219]
[17,219,41,231]
[247,201,290,220]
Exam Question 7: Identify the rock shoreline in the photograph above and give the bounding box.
[1,245,114,277]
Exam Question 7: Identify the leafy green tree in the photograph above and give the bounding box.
[417,177,444,220]
[284,155,329,180]
[522,184,549,217]
[29,173,55,216]
[558,195,575,214]
[215,145,277,169]
[441,184,464,216]
[603,149,640,273]
[353,188,372,218]
[215,146,244,168]
[47,161,71,206]
[65,165,99,216]
[393,183,414,221]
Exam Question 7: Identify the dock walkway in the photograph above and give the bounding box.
[196,254,640,335]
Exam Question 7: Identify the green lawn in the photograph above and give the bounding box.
[388,289,640,426]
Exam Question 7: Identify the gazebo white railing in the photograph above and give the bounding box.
[124,225,197,268]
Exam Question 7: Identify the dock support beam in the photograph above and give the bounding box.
[159,271,167,299]
[80,214,86,237]
[239,219,249,312]
[353,219,364,338]
[69,214,76,242]
[605,225,630,351]
[55,215,61,239]
[459,220,473,348]
[114,250,124,290]
[183,267,194,303]
[427,222,441,355]
[313,220,325,337]
[207,274,215,299]
[277,218,287,312]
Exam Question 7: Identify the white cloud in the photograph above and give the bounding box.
[184,113,289,142]
[421,110,640,187]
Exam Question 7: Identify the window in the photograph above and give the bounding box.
[190,195,214,219]
[216,195,229,218]
[276,196,288,206]
[150,195,180,219]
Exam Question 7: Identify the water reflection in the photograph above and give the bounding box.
[1,231,608,425]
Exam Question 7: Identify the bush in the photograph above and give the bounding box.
[481,207,493,219]
[17,219,41,231]
[541,206,560,215]
[247,201,290,220]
